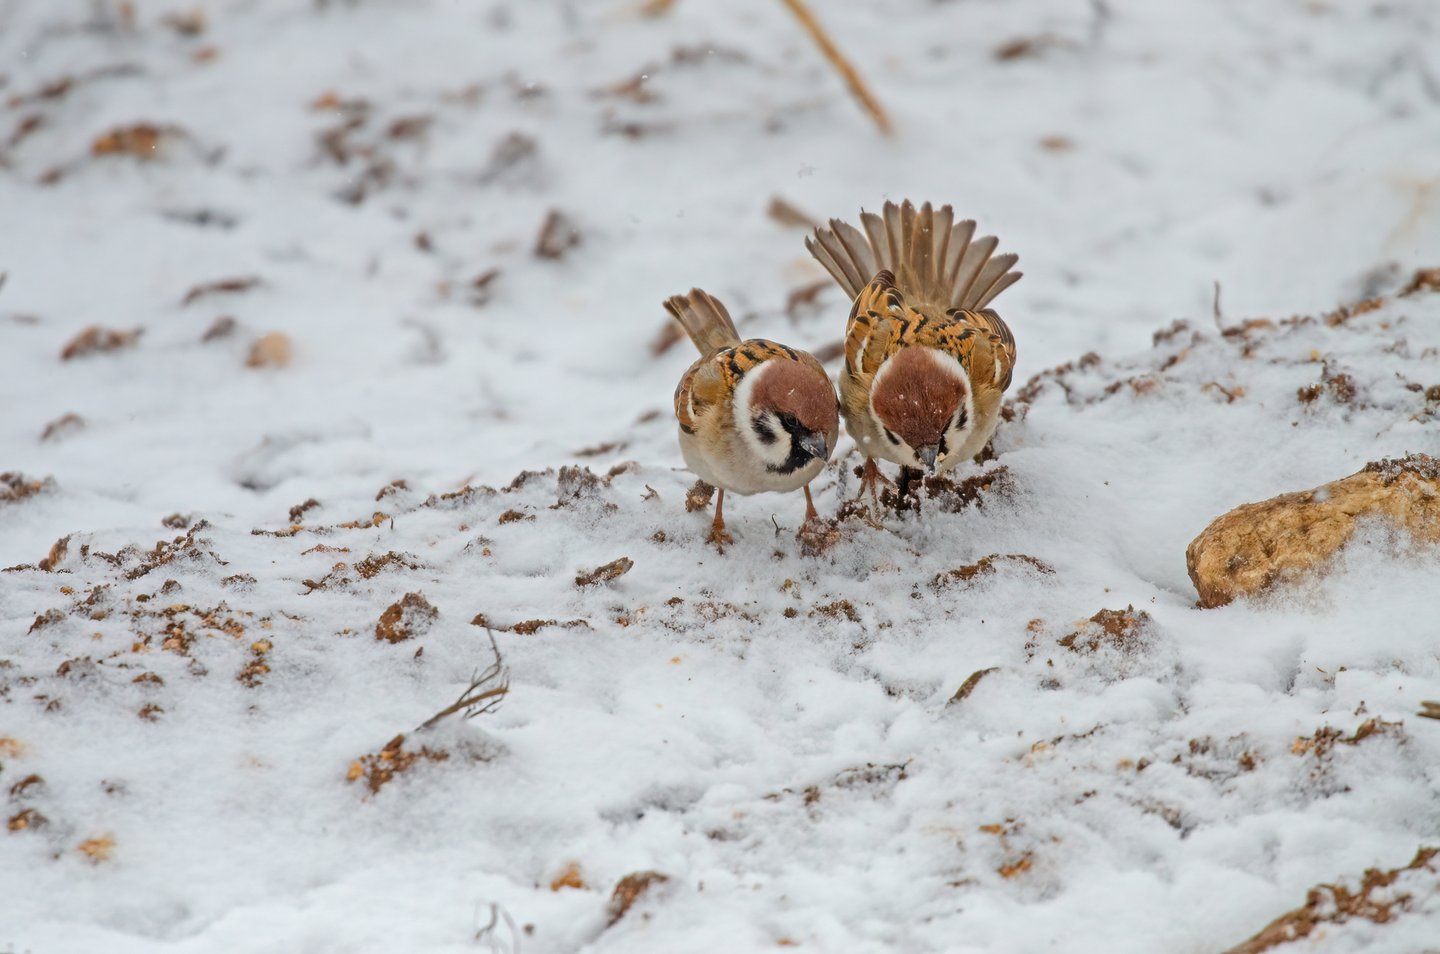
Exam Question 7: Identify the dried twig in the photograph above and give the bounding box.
[777,0,892,135]
[415,630,509,731]
[473,901,521,953]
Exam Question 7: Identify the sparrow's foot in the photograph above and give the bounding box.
[707,489,734,553]
[855,458,894,507]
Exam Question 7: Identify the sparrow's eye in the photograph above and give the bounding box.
[778,413,800,432]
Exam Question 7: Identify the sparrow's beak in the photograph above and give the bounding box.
[797,431,828,462]
[917,444,940,472]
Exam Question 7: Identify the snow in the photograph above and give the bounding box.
[2,1,1439,951]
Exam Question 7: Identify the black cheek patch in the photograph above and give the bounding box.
[752,417,778,445]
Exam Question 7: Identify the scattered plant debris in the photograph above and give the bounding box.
[37,535,69,571]
[415,630,508,731]
[60,326,142,360]
[40,412,84,441]
[200,315,237,341]
[684,480,715,512]
[1397,266,1440,297]
[575,557,634,588]
[948,667,1000,705]
[606,871,670,926]
[932,554,1053,590]
[534,209,581,260]
[182,276,260,306]
[375,592,439,643]
[796,517,842,556]
[92,123,182,159]
[76,834,116,863]
[346,733,449,795]
[811,599,859,622]
[550,863,586,891]
[1290,718,1403,759]
[289,498,321,523]
[1223,846,1438,954]
[1060,606,1152,653]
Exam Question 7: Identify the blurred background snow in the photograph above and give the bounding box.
[1,1,1439,952]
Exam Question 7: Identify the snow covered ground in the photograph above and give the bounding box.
[2,1,1439,951]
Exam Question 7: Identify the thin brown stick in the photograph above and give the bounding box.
[416,629,510,731]
[777,0,893,135]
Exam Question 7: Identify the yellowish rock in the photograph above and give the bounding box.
[246,331,293,369]
[1186,455,1440,607]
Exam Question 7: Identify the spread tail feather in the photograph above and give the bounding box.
[664,288,741,356]
[806,200,1021,311]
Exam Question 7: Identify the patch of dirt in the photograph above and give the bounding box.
[354,551,420,579]
[1290,718,1403,759]
[931,553,1053,590]
[1397,266,1440,297]
[810,599,860,622]
[684,480,715,512]
[288,498,321,523]
[1059,606,1153,653]
[920,466,1016,514]
[575,557,633,587]
[1223,846,1439,954]
[346,733,449,795]
[375,592,439,643]
[796,517,842,556]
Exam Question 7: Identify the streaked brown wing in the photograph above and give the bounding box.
[845,271,903,378]
[674,353,731,435]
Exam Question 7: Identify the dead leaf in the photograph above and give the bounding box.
[77,834,116,863]
[201,315,236,342]
[40,412,84,441]
[607,871,669,925]
[534,209,581,260]
[92,124,175,159]
[182,275,260,306]
[575,557,634,587]
[160,9,206,36]
[948,667,1000,705]
[60,326,142,360]
[550,862,586,891]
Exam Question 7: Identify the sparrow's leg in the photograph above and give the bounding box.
[855,458,895,509]
[802,484,819,524]
[707,488,735,551]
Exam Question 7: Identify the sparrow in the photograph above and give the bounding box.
[665,288,839,550]
[805,199,1021,504]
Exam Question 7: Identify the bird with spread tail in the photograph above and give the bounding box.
[805,199,1021,504]
[665,289,839,550]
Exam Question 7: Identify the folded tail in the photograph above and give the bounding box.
[664,288,742,356]
[805,200,1021,312]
